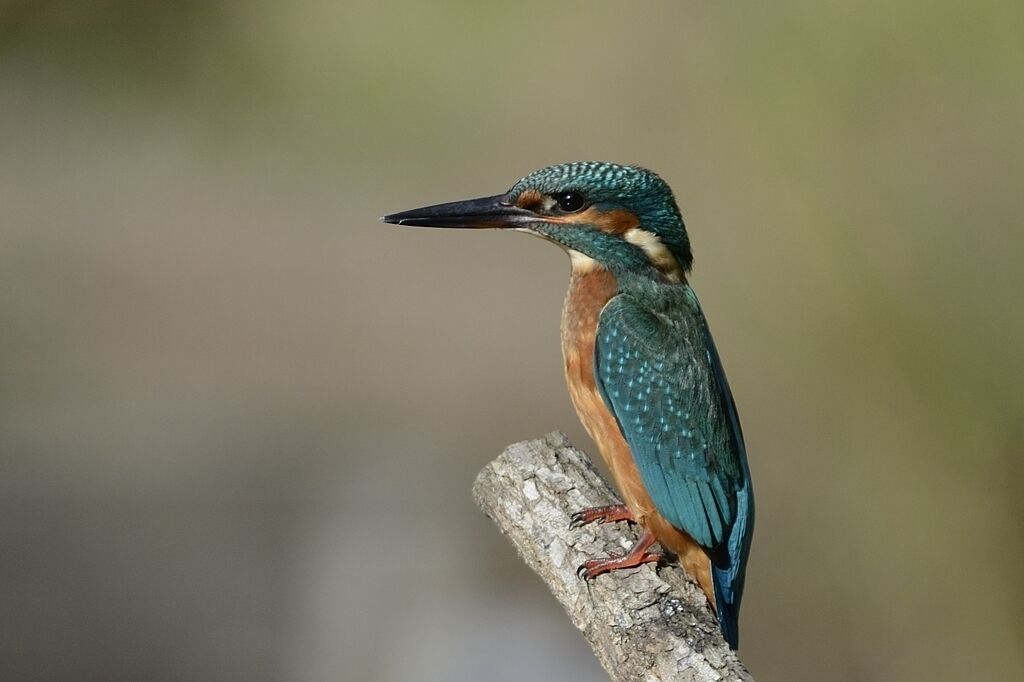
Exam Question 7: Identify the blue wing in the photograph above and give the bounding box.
[594,287,754,648]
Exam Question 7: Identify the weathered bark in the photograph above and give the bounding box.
[472,432,753,682]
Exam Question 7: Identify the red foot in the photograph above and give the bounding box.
[576,529,665,580]
[569,504,634,529]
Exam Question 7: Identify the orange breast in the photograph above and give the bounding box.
[560,263,715,607]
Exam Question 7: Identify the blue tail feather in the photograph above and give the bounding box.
[713,564,741,649]
[711,477,753,650]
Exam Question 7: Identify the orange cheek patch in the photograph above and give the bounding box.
[548,207,640,234]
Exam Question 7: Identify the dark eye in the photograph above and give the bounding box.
[555,192,587,213]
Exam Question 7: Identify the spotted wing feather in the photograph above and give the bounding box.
[594,287,753,647]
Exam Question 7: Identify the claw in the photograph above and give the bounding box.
[574,529,663,581]
[577,554,620,581]
[577,552,664,581]
[577,552,623,579]
[568,504,634,529]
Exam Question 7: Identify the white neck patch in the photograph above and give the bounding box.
[623,227,684,282]
[568,249,601,273]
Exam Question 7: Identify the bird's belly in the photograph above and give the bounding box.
[560,267,714,606]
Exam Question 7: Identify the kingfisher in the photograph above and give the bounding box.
[382,162,754,649]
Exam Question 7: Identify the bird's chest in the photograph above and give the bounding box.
[560,266,617,437]
[559,266,649,506]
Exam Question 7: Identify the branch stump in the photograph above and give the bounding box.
[472,431,753,682]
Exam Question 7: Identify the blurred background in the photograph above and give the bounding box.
[2,1,1022,680]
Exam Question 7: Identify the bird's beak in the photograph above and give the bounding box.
[381,193,538,229]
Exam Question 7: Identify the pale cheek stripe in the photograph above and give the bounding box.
[623,228,684,282]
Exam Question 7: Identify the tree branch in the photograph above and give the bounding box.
[472,432,754,682]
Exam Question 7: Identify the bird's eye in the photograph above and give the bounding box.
[555,192,587,213]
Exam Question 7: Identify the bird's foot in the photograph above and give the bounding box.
[576,529,664,580]
[569,503,634,529]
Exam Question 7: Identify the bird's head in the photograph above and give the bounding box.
[382,162,692,281]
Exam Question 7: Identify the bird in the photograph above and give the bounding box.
[382,162,754,649]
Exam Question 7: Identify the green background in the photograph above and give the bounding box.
[3,2,1022,679]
